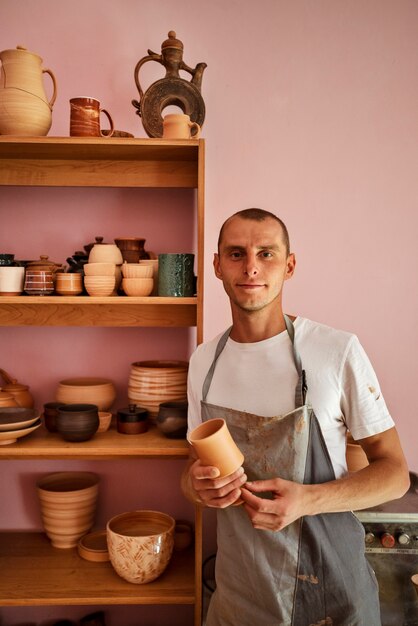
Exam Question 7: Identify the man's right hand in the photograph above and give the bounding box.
[188,458,247,508]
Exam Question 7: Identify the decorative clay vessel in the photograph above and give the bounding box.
[0,46,57,136]
[0,368,34,408]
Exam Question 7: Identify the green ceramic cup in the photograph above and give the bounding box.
[157,253,195,297]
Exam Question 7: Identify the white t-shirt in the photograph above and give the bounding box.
[187,317,394,478]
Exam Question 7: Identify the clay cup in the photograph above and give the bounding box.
[188,418,244,478]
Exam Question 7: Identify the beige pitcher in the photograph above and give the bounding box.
[0,45,57,136]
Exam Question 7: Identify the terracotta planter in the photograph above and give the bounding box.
[36,471,99,549]
[56,377,116,411]
[107,510,174,584]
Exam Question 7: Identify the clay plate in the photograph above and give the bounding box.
[0,408,41,432]
[78,530,109,562]
[0,418,41,445]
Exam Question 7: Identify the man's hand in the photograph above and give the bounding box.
[188,458,247,508]
[241,477,308,531]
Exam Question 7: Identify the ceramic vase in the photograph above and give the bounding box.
[36,472,99,549]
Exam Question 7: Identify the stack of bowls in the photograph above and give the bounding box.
[84,262,116,297]
[55,377,116,411]
[121,262,153,296]
[107,510,175,584]
[139,259,159,295]
[36,471,99,549]
[55,273,83,296]
[128,360,188,422]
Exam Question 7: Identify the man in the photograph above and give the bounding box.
[181,208,409,626]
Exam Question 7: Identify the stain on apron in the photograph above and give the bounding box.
[200,315,380,626]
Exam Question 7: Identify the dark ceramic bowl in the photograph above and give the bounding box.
[43,401,66,433]
[156,400,188,439]
[117,405,148,435]
[56,403,99,442]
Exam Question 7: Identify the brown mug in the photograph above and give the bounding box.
[70,97,114,138]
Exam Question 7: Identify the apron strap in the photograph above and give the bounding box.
[202,327,231,401]
[202,316,308,407]
[284,314,307,407]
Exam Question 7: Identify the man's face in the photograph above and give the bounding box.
[213,216,295,314]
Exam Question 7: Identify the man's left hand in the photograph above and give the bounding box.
[241,478,309,531]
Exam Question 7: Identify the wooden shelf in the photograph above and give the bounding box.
[0,296,197,327]
[0,424,189,460]
[0,137,200,188]
[0,532,195,606]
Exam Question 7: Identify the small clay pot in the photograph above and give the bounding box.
[56,403,99,442]
[156,400,188,439]
[174,519,194,551]
[188,418,244,478]
[117,404,148,435]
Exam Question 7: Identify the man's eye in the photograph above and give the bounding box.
[260,251,273,258]
[230,251,243,259]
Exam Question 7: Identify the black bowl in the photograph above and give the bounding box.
[156,400,188,439]
[56,403,99,442]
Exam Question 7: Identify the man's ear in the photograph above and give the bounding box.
[285,253,296,280]
[213,253,222,280]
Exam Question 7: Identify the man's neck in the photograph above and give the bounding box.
[229,308,290,343]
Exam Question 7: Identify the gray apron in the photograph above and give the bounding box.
[201,315,380,626]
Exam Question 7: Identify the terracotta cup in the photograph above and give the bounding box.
[162,113,200,140]
[188,418,244,478]
[70,97,114,138]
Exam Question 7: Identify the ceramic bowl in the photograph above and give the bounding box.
[121,263,153,279]
[97,410,112,433]
[83,263,116,277]
[55,273,83,296]
[56,377,116,411]
[139,259,159,294]
[37,471,99,549]
[56,403,99,442]
[122,277,153,297]
[84,275,115,297]
[107,510,175,584]
[156,400,188,439]
[88,243,123,265]
[128,360,188,421]
[43,401,65,433]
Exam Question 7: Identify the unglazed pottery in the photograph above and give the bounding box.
[122,277,153,297]
[97,411,112,433]
[36,471,99,549]
[84,275,115,297]
[0,391,19,408]
[0,46,57,136]
[107,510,175,584]
[88,243,123,265]
[188,418,244,478]
[162,113,200,140]
[114,237,149,263]
[56,403,99,442]
[77,530,109,562]
[56,377,116,411]
[128,360,188,421]
[121,263,153,279]
[69,97,114,138]
[138,259,159,294]
[0,418,41,445]
[0,368,34,408]
[55,273,83,296]
[0,407,40,431]
[83,263,116,277]
[173,519,193,551]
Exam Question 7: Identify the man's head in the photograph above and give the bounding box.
[217,208,290,257]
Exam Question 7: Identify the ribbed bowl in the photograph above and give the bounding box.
[128,361,188,421]
[107,510,175,584]
[121,264,153,279]
[122,278,153,297]
[37,471,99,549]
[56,377,116,411]
[56,403,99,442]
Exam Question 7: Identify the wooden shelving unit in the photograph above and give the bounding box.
[0,137,205,625]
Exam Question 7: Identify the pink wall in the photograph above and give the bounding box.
[0,0,417,622]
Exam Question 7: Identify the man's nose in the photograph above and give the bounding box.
[244,254,259,277]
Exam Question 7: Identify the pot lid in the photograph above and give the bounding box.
[161,31,183,51]
[26,255,63,269]
[117,404,148,422]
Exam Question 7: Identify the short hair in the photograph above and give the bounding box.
[217,208,290,256]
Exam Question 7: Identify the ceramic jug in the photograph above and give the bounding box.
[0,368,34,408]
[0,45,57,136]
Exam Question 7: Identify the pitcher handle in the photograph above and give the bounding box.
[43,68,57,108]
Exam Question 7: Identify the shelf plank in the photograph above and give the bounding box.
[0,296,197,327]
[0,424,190,459]
[0,137,200,188]
[0,532,195,606]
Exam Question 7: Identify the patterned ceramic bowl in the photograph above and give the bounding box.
[107,510,175,584]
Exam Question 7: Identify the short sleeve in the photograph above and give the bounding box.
[340,336,395,440]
